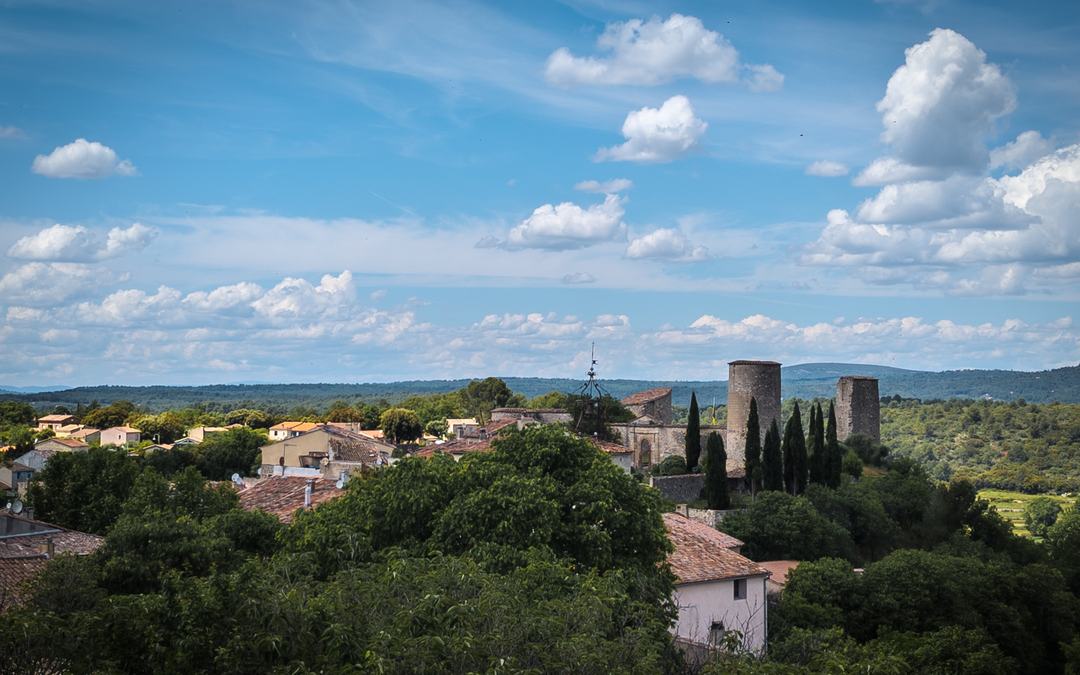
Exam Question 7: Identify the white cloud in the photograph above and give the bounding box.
[990,131,1052,171]
[875,28,1015,172]
[31,138,137,179]
[7,223,157,262]
[852,157,952,186]
[595,95,706,163]
[806,160,849,177]
[626,228,708,261]
[183,282,264,312]
[854,176,1029,229]
[545,14,782,90]
[574,178,633,193]
[251,271,356,319]
[506,194,626,250]
[0,262,100,306]
[562,272,597,284]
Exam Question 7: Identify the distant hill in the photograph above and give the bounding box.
[4,363,1077,411]
[0,384,73,394]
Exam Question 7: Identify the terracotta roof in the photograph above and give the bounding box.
[0,515,104,558]
[238,476,344,523]
[37,437,88,450]
[0,556,48,611]
[357,429,385,439]
[70,427,101,439]
[270,421,323,432]
[759,560,800,589]
[663,513,767,584]
[621,388,672,406]
[104,426,141,434]
[490,408,568,414]
[591,439,631,454]
[37,415,74,422]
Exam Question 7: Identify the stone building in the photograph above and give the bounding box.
[725,361,781,467]
[489,407,573,424]
[609,416,726,470]
[620,387,673,424]
[836,376,880,442]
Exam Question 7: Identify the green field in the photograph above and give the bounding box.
[978,489,1074,537]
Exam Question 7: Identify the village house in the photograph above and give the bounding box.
[99,426,141,446]
[184,426,233,442]
[759,561,801,595]
[69,427,101,444]
[0,509,103,611]
[267,421,323,442]
[259,425,394,478]
[34,437,89,454]
[444,418,479,438]
[0,463,33,497]
[35,414,75,431]
[663,513,770,656]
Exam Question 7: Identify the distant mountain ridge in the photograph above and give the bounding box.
[3,363,1077,411]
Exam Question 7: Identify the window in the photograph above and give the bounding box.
[733,578,747,600]
[709,621,725,646]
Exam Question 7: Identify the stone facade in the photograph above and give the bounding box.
[621,388,673,425]
[490,408,573,424]
[836,376,880,442]
[725,361,781,467]
[649,474,705,504]
[610,420,726,470]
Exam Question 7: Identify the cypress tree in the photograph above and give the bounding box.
[704,431,729,509]
[762,418,784,492]
[826,401,842,488]
[809,402,827,486]
[685,391,701,470]
[744,397,762,495]
[782,401,808,495]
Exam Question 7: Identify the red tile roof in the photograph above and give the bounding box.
[0,556,48,611]
[759,560,800,589]
[37,414,75,422]
[0,516,104,558]
[663,513,767,584]
[591,439,631,454]
[621,387,672,406]
[38,437,88,450]
[237,477,344,523]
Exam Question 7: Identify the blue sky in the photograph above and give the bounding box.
[1,0,1078,386]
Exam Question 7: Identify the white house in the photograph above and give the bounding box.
[99,426,141,446]
[663,513,771,655]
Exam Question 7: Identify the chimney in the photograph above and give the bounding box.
[304,479,314,508]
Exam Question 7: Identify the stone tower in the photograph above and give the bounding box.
[726,360,781,466]
[836,376,880,442]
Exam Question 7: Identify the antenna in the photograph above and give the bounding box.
[10,499,24,515]
[574,342,610,432]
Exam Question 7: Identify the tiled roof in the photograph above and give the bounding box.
[621,387,672,406]
[0,556,48,611]
[759,560,800,589]
[237,476,344,523]
[592,439,631,454]
[37,414,74,422]
[57,424,83,433]
[0,516,104,558]
[663,513,767,584]
[105,426,141,433]
[490,408,568,414]
[37,437,88,450]
[70,427,101,439]
[270,421,323,432]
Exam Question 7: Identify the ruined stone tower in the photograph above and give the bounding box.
[836,376,880,442]
[726,360,781,465]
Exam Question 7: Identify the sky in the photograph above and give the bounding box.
[1,0,1079,386]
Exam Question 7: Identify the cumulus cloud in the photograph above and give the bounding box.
[990,131,1052,171]
[506,194,626,250]
[806,161,849,177]
[626,228,708,261]
[31,138,137,179]
[852,157,951,186]
[251,271,356,319]
[875,28,1014,172]
[183,282,264,312]
[574,178,633,193]
[854,176,1029,229]
[8,223,157,262]
[545,14,782,90]
[595,95,706,163]
[0,263,100,306]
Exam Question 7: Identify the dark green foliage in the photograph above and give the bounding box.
[0,400,35,426]
[825,402,842,488]
[1025,496,1063,538]
[685,392,701,469]
[563,393,634,441]
[80,400,136,429]
[808,403,827,486]
[462,376,527,421]
[762,418,784,492]
[379,407,423,443]
[844,433,889,466]
[654,455,688,476]
[783,402,808,495]
[704,431,729,509]
[744,397,762,494]
[194,427,266,479]
[722,491,855,562]
[131,411,186,443]
[1047,511,1080,594]
[27,447,141,534]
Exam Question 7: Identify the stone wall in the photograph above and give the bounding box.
[836,376,880,442]
[726,361,781,468]
[611,422,726,469]
[649,474,706,504]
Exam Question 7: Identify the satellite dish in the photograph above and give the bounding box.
[231,473,244,487]
[335,478,345,489]
[10,499,24,515]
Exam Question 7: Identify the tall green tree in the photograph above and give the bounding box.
[763,418,784,492]
[379,408,423,444]
[704,431,729,509]
[783,402,808,495]
[744,397,762,495]
[809,402,827,486]
[826,402,842,488]
[685,391,701,470]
